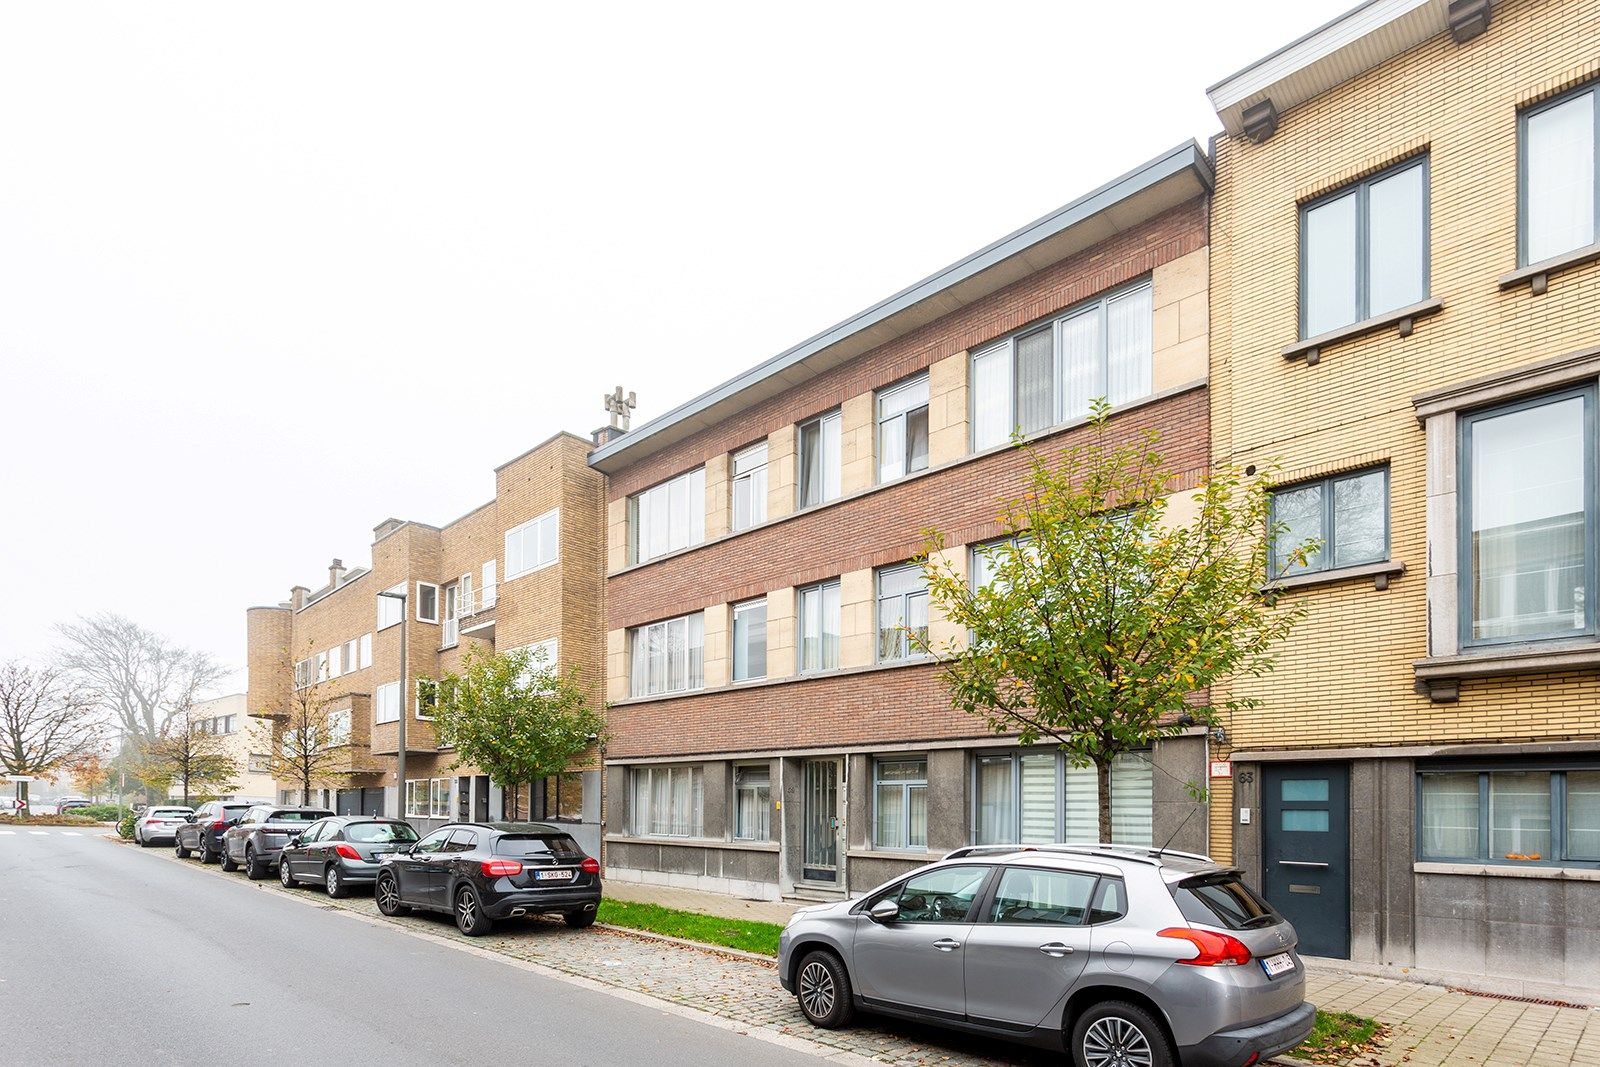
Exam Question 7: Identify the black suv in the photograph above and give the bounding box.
[221,805,334,880]
[374,821,601,936]
[175,801,255,864]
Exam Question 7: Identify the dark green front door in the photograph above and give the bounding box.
[1261,762,1350,959]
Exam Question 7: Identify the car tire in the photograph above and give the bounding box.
[794,950,855,1029]
[454,886,493,937]
[136,829,148,847]
[375,872,407,916]
[279,858,297,888]
[563,909,597,929]
[220,844,238,872]
[325,865,352,899]
[1070,1000,1174,1067]
[175,836,190,859]
[245,845,267,881]
[200,840,217,865]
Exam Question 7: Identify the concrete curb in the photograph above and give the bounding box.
[592,922,779,965]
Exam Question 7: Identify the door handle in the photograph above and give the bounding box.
[1038,942,1074,957]
[931,938,961,952]
[1278,860,1329,868]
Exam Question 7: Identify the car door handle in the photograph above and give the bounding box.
[931,938,961,952]
[1038,942,1074,957]
[1278,860,1329,868]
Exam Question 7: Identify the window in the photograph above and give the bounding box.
[733,764,771,841]
[1521,82,1598,265]
[988,867,1098,925]
[539,772,584,822]
[876,564,929,662]
[798,410,842,507]
[327,709,351,747]
[885,865,990,924]
[628,613,705,697]
[970,281,1153,451]
[877,375,929,483]
[216,715,236,734]
[315,651,329,683]
[445,829,479,852]
[416,582,439,623]
[505,508,560,579]
[374,681,401,725]
[732,598,767,682]
[404,778,451,819]
[631,470,705,565]
[1419,766,1600,866]
[326,646,341,678]
[1172,873,1278,930]
[413,827,452,852]
[874,758,928,850]
[359,633,372,669]
[343,637,360,674]
[1461,388,1593,644]
[975,750,1153,846]
[1269,467,1389,577]
[1300,157,1428,338]
[415,678,443,720]
[294,657,315,690]
[628,765,704,837]
[377,584,405,630]
[482,560,497,607]
[247,752,271,774]
[797,580,842,673]
[442,583,459,647]
[732,443,769,532]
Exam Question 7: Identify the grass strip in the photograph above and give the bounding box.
[1296,1009,1384,1064]
[597,899,784,957]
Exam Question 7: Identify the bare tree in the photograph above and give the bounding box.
[56,613,228,747]
[266,644,349,805]
[134,702,240,807]
[0,661,103,817]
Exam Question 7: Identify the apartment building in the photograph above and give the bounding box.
[1208,0,1600,998]
[167,693,275,804]
[590,143,1216,901]
[245,431,607,854]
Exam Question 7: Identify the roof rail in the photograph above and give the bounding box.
[941,842,1216,866]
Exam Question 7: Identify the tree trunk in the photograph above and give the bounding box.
[1096,758,1113,844]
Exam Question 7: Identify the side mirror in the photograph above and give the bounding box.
[287,832,303,845]
[867,899,901,925]
[185,815,198,823]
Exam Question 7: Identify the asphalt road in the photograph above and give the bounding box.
[0,828,823,1066]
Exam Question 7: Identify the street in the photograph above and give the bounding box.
[0,830,825,1067]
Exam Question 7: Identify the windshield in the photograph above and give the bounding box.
[494,833,583,859]
[150,809,191,818]
[267,810,330,822]
[1172,874,1280,930]
[345,822,419,844]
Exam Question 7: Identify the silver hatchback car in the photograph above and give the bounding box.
[778,844,1315,1067]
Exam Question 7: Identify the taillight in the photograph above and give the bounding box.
[580,856,600,875]
[333,843,361,861]
[481,859,523,877]
[1158,927,1252,967]
[143,818,158,825]
[210,819,225,830]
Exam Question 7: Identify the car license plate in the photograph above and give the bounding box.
[534,869,575,881]
[1260,952,1295,978]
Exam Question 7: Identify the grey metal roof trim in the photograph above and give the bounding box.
[588,140,1212,473]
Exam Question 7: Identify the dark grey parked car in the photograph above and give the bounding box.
[277,816,419,898]
[174,801,254,863]
[220,805,333,880]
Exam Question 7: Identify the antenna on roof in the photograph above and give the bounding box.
[1156,801,1201,858]
[604,386,637,431]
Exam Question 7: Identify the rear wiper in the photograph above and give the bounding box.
[1240,914,1280,929]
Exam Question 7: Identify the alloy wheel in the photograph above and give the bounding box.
[376,877,399,913]
[798,961,835,1020]
[279,859,294,887]
[457,890,477,928]
[1082,1015,1154,1067]
[325,868,338,896]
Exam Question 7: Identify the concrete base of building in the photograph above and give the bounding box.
[603,865,783,903]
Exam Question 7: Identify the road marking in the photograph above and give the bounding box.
[28,830,47,835]
[0,830,14,835]
[59,831,81,836]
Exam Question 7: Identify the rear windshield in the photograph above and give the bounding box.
[150,809,191,818]
[345,822,419,844]
[494,833,583,859]
[267,810,330,822]
[222,805,251,816]
[1172,874,1280,931]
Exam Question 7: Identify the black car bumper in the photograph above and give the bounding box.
[1181,1000,1317,1067]
[481,886,602,919]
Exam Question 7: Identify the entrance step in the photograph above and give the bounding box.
[786,887,847,904]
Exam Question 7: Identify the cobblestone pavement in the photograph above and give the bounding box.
[117,837,1599,1066]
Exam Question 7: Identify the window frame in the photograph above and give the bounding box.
[628,764,705,838]
[415,581,440,624]
[327,708,351,748]
[538,772,585,823]
[404,777,452,819]
[1416,761,1600,869]
[505,507,561,580]
[732,762,772,842]
[875,563,930,663]
[373,681,401,725]
[872,756,929,852]
[797,409,843,509]
[376,584,406,630]
[1297,154,1430,340]
[973,748,1155,848]
[731,441,770,532]
[1268,465,1391,578]
[1518,78,1600,268]
[876,373,931,484]
[796,579,843,674]
[731,597,768,682]
[1457,384,1598,648]
[629,469,706,566]
[628,612,706,698]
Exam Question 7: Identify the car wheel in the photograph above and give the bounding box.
[244,845,266,880]
[136,828,147,847]
[375,873,406,916]
[563,908,597,929]
[175,836,190,859]
[795,950,855,1029]
[325,865,351,899]
[1071,1000,1174,1067]
[199,840,217,864]
[279,857,297,888]
[454,886,493,937]
[220,844,238,872]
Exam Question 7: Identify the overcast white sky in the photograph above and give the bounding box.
[0,1,1351,691]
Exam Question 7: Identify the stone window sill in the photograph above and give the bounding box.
[1282,298,1443,365]
[1413,640,1600,702]
[1415,861,1600,882]
[604,834,779,853]
[846,847,932,862]
[1498,241,1600,295]
[1265,560,1404,593]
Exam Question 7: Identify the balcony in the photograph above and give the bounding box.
[457,582,497,643]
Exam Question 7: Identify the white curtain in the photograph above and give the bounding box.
[1058,309,1100,422]
[1106,285,1152,408]
[1526,91,1595,263]
[971,343,1012,449]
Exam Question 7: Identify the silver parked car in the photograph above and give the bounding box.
[778,844,1314,1067]
[133,805,194,846]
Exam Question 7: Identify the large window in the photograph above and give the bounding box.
[377,584,405,630]
[1461,388,1593,644]
[877,375,930,483]
[374,681,401,725]
[798,411,842,507]
[732,442,769,532]
[733,764,771,841]
[327,709,351,747]
[874,757,928,850]
[629,764,704,837]
[415,582,439,623]
[975,750,1153,847]
[798,580,842,673]
[1521,82,1598,266]
[1300,157,1428,338]
[876,564,929,662]
[631,470,705,564]
[1420,766,1600,866]
[538,772,584,822]
[1269,467,1389,577]
[629,613,705,697]
[732,598,767,682]
[405,778,452,819]
[505,508,560,579]
[970,281,1153,451]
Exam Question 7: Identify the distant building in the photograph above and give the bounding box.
[169,693,275,804]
